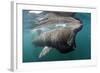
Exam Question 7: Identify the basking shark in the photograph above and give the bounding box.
[32,11,83,58]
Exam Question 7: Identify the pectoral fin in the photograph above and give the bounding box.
[39,46,52,58]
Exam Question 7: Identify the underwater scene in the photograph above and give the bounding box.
[23,10,91,62]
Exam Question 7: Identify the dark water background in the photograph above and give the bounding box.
[23,10,91,62]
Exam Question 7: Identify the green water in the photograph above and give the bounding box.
[23,10,91,62]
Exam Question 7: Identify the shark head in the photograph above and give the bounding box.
[31,11,83,58]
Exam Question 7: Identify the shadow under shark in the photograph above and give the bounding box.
[32,11,83,58]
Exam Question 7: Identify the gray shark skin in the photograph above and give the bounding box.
[32,11,83,58]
